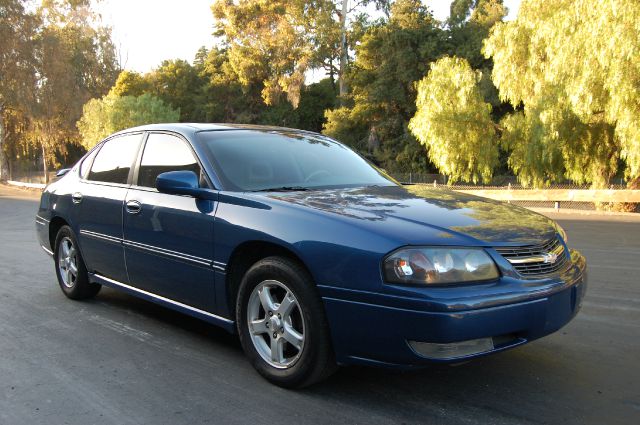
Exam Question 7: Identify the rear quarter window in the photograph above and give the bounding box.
[80,148,99,179]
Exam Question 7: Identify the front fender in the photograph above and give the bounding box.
[213,192,400,292]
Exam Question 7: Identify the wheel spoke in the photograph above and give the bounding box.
[69,261,78,276]
[68,246,76,259]
[62,240,70,256]
[65,268,72,284]
[270,336,284,363]
[282,325,303,351]
[258,286,277,312]
[277,291,296,318]
[249,318,268,335]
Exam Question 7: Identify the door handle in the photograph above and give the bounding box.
[125,200,142,214]
[72,192,83,204]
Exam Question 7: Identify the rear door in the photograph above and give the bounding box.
[122,132,216,311]
[76,133,143,283]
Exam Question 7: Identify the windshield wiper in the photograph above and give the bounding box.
[253,186,310,192]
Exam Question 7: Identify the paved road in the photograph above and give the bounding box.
[1,185,639,425]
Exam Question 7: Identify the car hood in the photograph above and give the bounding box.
[262,185,557,245]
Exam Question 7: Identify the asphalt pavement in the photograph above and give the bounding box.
[1,184,638,425]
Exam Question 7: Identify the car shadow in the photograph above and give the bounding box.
[82,286,617,424]
[91,285,565,387]
[91,287,242,351]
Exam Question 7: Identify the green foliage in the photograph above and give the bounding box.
[448,0,505,69]
[296,79,338,132]
[323,107,369,151]
[0,0,39,177]
[109,71,152,97]
[0,0,38,108]
[0,0,119,180]
[484,0,640,187]
[498,110,565,187]
[199,46,277,123]
[212,0,337,107]
[77,93,179,149]
[30,21,119,158]
[147,59,208,122]
[409,57,498,183]
[324,0,446,172]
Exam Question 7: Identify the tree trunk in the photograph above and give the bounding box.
[329,62,336,92]
[42,144,49,184]
[338,0,349,105]
[0,107,10,181]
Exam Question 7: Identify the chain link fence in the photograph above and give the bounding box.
[390,173,635,211]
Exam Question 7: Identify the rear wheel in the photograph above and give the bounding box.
[54,225,101,300]
[236,257,336,388]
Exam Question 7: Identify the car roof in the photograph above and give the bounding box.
[114,123,317,138]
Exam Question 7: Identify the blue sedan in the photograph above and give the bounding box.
[36,124,587,387]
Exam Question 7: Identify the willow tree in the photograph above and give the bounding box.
[484,0,640,188]
[409,57,498,183]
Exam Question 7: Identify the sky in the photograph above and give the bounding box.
[95,0,522,74]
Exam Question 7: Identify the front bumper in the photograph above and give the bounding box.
[320,250,587,367]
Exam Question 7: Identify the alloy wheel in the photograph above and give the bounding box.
[246,280,305,369]
[57,237,78,288]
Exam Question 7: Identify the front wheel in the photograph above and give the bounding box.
[236,257,336,388]
[54,225,101,300]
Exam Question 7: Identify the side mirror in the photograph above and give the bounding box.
[56,168,71,177]
[156,171,215,199]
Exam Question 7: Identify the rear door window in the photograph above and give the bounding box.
[137,133,201,188]
[88,134,142,184]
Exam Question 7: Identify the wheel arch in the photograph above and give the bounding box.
[224,240,314,318]
[49,216,70,251]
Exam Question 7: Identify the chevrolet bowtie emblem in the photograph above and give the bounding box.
[542,252,559,264]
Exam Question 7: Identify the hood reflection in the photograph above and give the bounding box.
[266,185,556,244]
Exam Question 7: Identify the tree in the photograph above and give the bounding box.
[212,0,326,107]
[0,0,38,180]
[409,56,498,183]
[24,1,119,182]
[109,70,152,97]
[77,93,179,149]
[147,59,207,122]
[324,0,446,172]
[484,0,640,188]
[211,0,386,108]
[199,46,265,123]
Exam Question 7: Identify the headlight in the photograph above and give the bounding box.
[555,224,568,244]
[383,247,499,285]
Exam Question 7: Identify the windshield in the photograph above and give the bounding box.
[197,130,397,191]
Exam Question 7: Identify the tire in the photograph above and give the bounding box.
[53,225,101,300]
[236,256,337,388]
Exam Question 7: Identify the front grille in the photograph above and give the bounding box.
[495,237,569,277]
